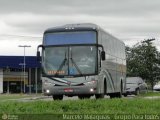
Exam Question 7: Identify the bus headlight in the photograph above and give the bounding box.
[90,88,94,92]
[46,89,50,93]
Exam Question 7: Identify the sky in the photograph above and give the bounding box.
[0,0,160,56]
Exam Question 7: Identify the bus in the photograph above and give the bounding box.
[37,23,126,100]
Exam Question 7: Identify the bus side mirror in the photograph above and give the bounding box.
[37,45,43,62]
[37,51,41,62]
[98,44,105,60]
[101,51,106,61]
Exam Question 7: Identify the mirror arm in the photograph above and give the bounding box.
[98,44,106,61]
[97,44,104,51]
[37,45,44,62]
[37,45,44,51]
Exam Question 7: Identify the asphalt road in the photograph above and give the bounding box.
[3,94,159,102]
[14,95,136,102]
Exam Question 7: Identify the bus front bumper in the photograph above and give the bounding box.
[43,85,97,96]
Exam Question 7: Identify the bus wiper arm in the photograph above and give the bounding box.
[55,52,67,76]
[70,58,83,75]
[70,52,83,75]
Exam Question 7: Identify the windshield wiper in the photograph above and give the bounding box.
[54,50,83,76]
[70,52,83,76]
[55,52,67,76]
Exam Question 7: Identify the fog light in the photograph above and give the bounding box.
[46,89,50,93]
[90,88,94,92]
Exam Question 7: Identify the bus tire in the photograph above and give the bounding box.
[123,94,127,97]
[109,93,121,98]
[117,92,122,98]
[78,95,91,99]
[52,95,63,100]
[135,88,140,95]
[95,94,104,99]
[110,82,122,98]
[117,82,123,98]
[109,93,117,98]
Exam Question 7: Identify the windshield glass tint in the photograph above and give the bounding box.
[44,31,96,45]
[43,47,68,75]
[43,46,97,76]
[69,46,96,75]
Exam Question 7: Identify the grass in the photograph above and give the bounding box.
[0,93,160,120]
[138,91,160,97]
[0,98,160,114]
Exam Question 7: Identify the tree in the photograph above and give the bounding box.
[126,39,160,90]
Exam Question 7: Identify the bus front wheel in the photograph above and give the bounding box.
[109,93,121,98]
[52,95,63,100]
[78,95,91,99]
[95,82,106,99]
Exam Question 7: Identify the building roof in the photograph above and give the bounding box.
[0,56,40,69]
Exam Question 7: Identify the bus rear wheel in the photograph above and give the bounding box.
[116,82,123,98]
[135,88,140,95]
[109,92,122,98]
[116,92,122,98]
[52,95,63,100]
[109,94,116,99]
[95,94,104,99]
[110,82,122,98]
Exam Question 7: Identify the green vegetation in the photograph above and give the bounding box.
[0,93,160,120]
[138,91,160,97]
[0,98,160,114]
[126,39,160,89]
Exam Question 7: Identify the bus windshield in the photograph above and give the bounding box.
[43,46,97,76]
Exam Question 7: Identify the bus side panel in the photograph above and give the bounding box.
[98,30,126,94]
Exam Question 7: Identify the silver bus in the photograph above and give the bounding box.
[37,23,126,100]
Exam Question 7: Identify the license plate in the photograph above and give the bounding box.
[64,88,73,92]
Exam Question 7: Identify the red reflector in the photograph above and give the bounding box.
[64,88,73,92]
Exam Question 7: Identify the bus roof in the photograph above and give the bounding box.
[44,23,99,34]
[44,23,125,45]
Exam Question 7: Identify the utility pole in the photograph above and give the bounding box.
[19,63,24,93]
[18,45,31,93]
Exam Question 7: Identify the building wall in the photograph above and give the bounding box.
[0,69,3,93]
[1,67,41,93]
[27,68,42,93]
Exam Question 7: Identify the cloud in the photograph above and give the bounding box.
[0,0,160,55]
[0,0,160,16]
[0,39,40,56]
